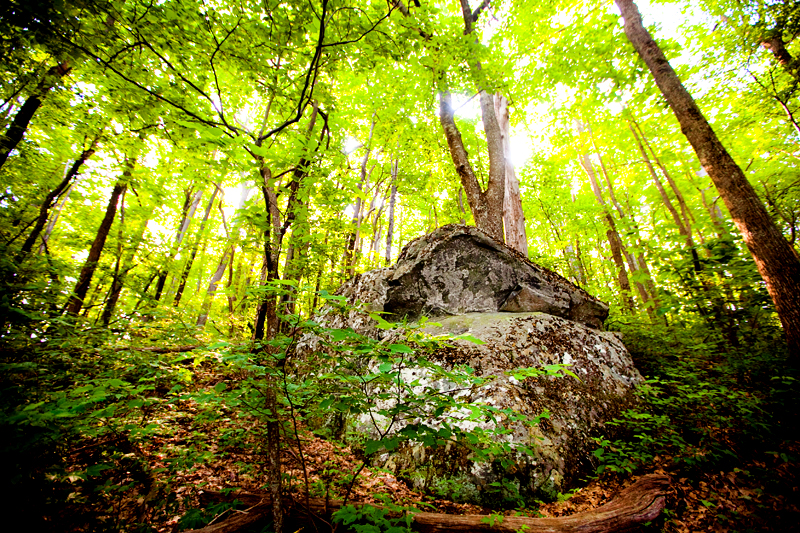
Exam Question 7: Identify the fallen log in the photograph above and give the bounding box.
[185,474,670,533]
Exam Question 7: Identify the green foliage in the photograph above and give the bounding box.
[593,322,797,478]
[333,499,418,533]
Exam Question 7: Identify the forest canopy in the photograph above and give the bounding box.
[1,0,798,531]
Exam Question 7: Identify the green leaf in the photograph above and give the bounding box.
[389,344,414,354]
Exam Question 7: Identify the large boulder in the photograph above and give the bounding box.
[408,312,642,501]
[307,225,642,502]
[337,224,609,330]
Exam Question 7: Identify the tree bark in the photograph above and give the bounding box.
[197,184,249,327]
[0,62,71,171]
[494,94,528,256]
[187,474,669,533]
[100,204,152,326]
[17,131,101,261]
[616,0,800,355]
[761,33,800,82]
[345,114,376,276]
[65,159,133,316]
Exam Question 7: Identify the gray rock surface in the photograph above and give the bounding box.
[336,224,609,329]
[305,225,642,502]
[409,312,642,499]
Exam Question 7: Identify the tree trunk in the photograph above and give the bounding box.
[65,159,133,316]
[0,62,71,171]
[494,94,528,256]
[617,0,800,355]
[154,187,203,301]
[385,158,398,265]
[345,115,376,276]
[197,184,250,327]
[174,185,220,307]
[438,91,504,241]
[435,0,506,243]
[17,132,101,261]
[38,176,83,254]
[580,153,636,309]
[761,33,800,82]
[100,200,154,326]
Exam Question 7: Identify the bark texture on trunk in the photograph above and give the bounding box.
[197,184,249,327]
[65,161,132,316]
[438,91,504,241]
[761,34,800,81]
[0,63,71,171]
[616,0,800,355]
[494,94,528,256]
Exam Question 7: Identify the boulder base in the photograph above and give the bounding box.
[404,312,642,500]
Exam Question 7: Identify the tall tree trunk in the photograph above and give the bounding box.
[0,63,71,171]
[197,184,249,327]
[38,176,83,254]
[589,128,659,309]
[17,131,101,261]
[154,187,203,301]
[345,115,376,276]
[494,94,528,257]
[617,0,800,355]
[100,180,161,326]
[65,160,133,316]
[632,120,699,236]
[494,94,528,255]
[579,153,636,310]
[436,0,506,242]
[174,185,220,307]
[385,158,398,265]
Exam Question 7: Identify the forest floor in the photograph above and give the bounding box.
[147,418,799,533]
[4,322,799,532]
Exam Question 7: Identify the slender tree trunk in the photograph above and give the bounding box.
[345,115,376,276]
[174,185,220,307]
[17,132,101,261]
[155,188,203,301]
[197,184,249,327]
[0,63,71,171]
[100,190,157,326]
[438,91,505,241]
[39,176,83,254]
[65,159,133,316]
[617,0,800,355]
[580,154,636,310]
[435,0,506,242]
[385,158,398,265]
[494,94,528,255]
